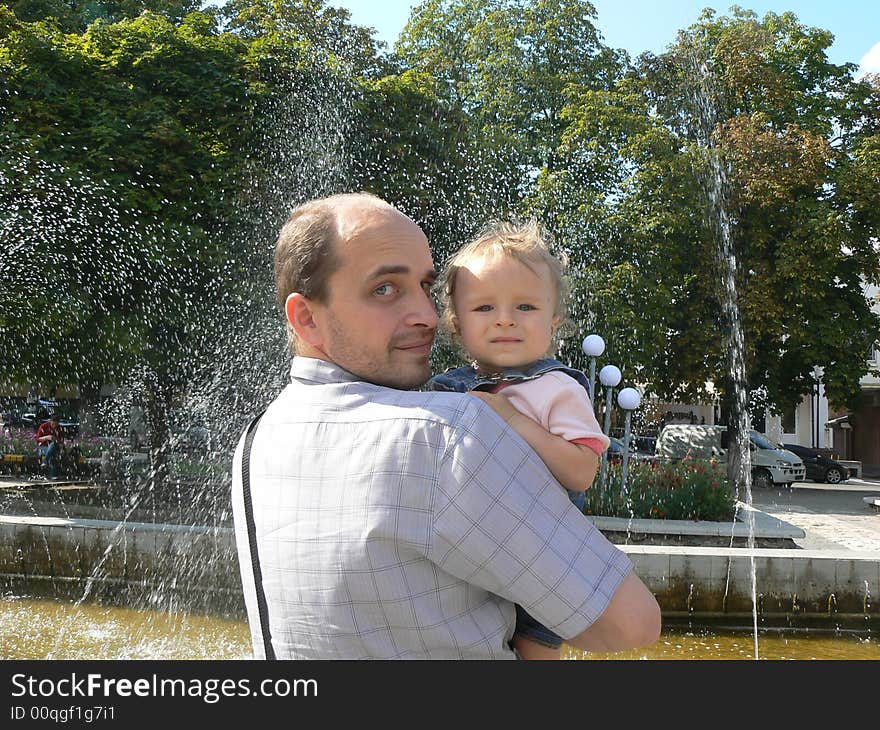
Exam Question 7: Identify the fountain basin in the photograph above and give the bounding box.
[0,514,240,615]
[628,544,879,627]
[1,509,877,626]
[586,501,806,548]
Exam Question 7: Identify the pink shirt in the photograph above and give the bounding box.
[493,370,610,456]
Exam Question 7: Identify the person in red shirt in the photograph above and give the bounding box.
[35,414,64,479]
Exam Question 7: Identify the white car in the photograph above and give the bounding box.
[654,424,805,488]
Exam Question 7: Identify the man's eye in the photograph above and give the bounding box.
[474,305,492,312]
[374,283,395,296]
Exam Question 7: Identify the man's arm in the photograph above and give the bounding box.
[567,572,661,653]
[433,397,660,654]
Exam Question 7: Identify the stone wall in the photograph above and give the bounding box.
[2,514,878,626]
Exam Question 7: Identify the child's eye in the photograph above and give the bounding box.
[517,304,537,311]
[474,305,493,312]
[374,283,396,296]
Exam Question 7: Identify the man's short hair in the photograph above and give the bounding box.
[274,192,386,354]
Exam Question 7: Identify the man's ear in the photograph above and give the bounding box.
[285,292,324,348]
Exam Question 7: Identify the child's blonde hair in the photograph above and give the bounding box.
[437,219,572,357]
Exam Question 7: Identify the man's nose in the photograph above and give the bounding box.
[406,289,439,328]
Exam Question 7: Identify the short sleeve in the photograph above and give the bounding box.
[501,372,611,452]
[428,398,633,639]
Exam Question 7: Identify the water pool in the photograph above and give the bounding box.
[3,595,878,660]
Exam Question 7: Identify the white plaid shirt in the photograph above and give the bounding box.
[232,357,632,659]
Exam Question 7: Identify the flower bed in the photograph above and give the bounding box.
[70,435,127,459]
[584,459,736,522]
[0,427,40,458]
[0,427,129,477]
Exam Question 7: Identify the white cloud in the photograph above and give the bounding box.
[857,41,880,79]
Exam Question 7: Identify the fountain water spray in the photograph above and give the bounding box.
[686,42,758,660]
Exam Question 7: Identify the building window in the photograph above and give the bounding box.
[781,404,796,434]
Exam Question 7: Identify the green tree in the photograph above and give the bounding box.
[0,8,251,487]
[222,0,381,74]
[8,0,202,30]
[540,8,880,452]
[397,0,625,187]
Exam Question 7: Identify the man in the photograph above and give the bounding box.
[35,413,64,480]
[231,192,660,659]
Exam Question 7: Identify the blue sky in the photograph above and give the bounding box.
[333,0,880,75]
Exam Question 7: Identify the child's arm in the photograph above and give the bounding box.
[470,391,600,492]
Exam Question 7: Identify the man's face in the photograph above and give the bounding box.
[310,205,438,389]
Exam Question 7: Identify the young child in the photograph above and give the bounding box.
[428,220,609,660]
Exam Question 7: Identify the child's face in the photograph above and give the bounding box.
[451,252,560,372]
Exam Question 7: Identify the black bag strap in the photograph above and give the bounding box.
[240,409,275,660]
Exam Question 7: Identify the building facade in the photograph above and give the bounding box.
[765,284,880,475]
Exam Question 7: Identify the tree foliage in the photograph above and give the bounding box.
[538,8,880,416]
[1,0,878,467]
[397,0,625,183]
[0,7,250,391]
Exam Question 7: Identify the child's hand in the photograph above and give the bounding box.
[469,391,519,425]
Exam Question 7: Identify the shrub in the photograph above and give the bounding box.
[583,459,736,522]
[170,455,228,481]
[0,427,39,457]
[68,435,126,459]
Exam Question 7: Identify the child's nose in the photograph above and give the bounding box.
[496,309,515,326]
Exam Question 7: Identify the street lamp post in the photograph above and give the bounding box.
[598,364,622,492]
[581,335,605,410]
[617,387,641,496]
[810,385,816,449]
[812,365,824,449]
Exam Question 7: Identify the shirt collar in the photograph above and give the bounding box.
[289,356,363,385]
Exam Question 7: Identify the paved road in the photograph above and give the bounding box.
[750,478,880,554]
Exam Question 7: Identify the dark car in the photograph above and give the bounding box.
[0,410,22,428]
[607,437,625,464]
[631,435,657,455]
[781,443,849,484]
[607,437,654,466]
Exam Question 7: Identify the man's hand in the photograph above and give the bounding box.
[468,390,520,425]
